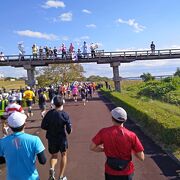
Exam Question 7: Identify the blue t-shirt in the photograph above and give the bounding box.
[0,132,45,180]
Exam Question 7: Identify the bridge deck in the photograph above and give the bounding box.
[0,49,180,67]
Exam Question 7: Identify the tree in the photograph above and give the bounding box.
[36,64,85,87]
[174,68,180,77]
[140,73,155,82]
[86,75,110,82]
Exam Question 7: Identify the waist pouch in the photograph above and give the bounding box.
[106,157,131,171]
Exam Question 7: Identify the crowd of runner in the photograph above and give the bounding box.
[0,81,98,180]
[0,81,96,135]
[0,80,145,180]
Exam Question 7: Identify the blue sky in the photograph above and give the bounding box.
[0,0,180,78]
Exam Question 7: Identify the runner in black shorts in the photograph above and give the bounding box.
[41,95,72,180]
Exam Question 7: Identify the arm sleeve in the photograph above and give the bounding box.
[0,139,5,164]
[0,156,5,164]
[63,112,72,134]
[37,151,46,165]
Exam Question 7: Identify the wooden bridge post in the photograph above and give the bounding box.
[24,65,35,87]
[110,62,121,92]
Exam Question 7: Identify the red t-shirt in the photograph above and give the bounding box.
[92,125,144,176]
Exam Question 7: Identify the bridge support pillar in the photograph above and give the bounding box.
[110,62,121,92]
[24,65,35,87]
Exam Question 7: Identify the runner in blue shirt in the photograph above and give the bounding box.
[0,112,46,180]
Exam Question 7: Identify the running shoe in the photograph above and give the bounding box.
[49,168,55,180]
[59,176,67,180]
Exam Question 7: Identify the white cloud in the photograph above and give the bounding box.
[83,63,112,77]
[86,24,96,28]
[82,59,180,78]
[15,30,59,41]
[82,9,92,14]
[116,18,146,33]
[42,0,65,9]
[59,12,72,21]
[116,47,147,51]
[80,36,89,40]
[170,45,180,49]
[62,36,69,41]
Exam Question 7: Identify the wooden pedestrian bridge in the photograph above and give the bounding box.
[0,48,180,90]
[0,48,180,67]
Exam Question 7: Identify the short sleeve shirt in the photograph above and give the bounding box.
[0,132,45,180]
[92,125,144,176]
[23,90,35,101]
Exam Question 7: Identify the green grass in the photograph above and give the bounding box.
[101,84,180,160]
[0,80,25,90]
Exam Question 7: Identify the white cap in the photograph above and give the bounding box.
[111,107,127,122]
[8,112,27,128]
[26,86,30,90]
[8,95,16,102]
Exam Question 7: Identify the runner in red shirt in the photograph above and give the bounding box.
[90,107,144,180]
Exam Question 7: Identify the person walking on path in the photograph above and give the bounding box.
[72,85,78,102]
[0,95,8,136]
[23,86,35,117]
[0,112,46,180]
[2,95,25,135]
[90,107,144,180]
[5,96,24,116]
[41,95,72,180]
[38,89,47,118]
[80,85,87,106]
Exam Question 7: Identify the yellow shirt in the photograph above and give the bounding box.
[23,90,35,101]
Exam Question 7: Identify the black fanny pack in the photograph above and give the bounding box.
[106,156,131,171]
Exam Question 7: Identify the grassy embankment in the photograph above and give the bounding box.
[0,80,25,90]
[101,80,180,160]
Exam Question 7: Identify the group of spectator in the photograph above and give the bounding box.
[0,41,156,62]
[31,41,99,60]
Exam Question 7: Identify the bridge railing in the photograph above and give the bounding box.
[1,49,180,62]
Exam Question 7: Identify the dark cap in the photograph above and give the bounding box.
[53,95,65,107]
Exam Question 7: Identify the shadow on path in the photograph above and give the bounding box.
[98,92,180,179]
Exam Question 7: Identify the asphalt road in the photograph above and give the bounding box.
[0,92,179,180]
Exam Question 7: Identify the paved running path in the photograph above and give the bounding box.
[0,92,179,180]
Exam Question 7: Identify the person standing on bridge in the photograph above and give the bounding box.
[0,52,5,61]
[150,41,155,55]
[41,95,72,180]
[18,42,25,60]
[60,43,67,59]
[82,41,88,58]
[90,107,144,180]
[32,44,38,59]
